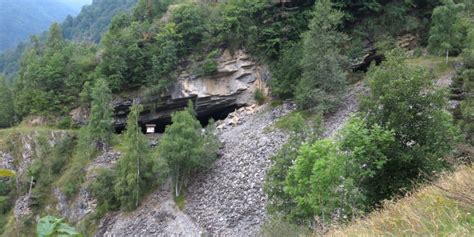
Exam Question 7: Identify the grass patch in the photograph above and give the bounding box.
[405,55,460,79]
[174,193,186,210]
[322,165,474,236]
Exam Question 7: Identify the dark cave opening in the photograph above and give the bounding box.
[114,104,242,135]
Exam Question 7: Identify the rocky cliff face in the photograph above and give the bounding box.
[111,49,269,129]
[0,130,70,221]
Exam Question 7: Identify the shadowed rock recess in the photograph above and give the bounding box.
[111,49,269,132]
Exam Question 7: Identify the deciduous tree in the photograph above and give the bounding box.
[428,0,465,63]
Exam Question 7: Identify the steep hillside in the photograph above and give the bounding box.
[0,0,77,52]
[323,165,474,236]
[62,0,137,42]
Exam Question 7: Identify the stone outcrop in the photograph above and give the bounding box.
[96,181,204,236]
[397,34,419,51]
[112,49,269,128]
[56,151,121,224]
[0,130,70,221]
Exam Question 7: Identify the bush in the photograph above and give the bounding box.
[254,89,266,105]
[90,168,119,216]
[202,50,219,76]
[361,50,459,202]
[284,139,363,222]
[57,117,73,129]
[274,112,305,133]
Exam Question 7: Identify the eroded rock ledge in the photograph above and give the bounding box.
[110,49,269,129]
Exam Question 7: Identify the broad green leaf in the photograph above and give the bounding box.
[0,169,16,177]
[37,216,61,237]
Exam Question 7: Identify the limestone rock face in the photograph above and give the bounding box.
[112,49,269,128]
[0,131,70,222]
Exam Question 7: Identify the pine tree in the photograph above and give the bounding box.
[87,78,114,150]
[0,75,15,128]
[428,0,465,64]
[158,101,206,197]
[114,104,156,210]
[296,0,347,112]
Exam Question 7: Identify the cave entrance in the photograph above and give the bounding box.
[134,104,241,135]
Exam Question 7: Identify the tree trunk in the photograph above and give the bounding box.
[28,176,34,197]
[175,169,179,197]
[446,49,449,65]
[175,181,179,197]
[136,155,140,208]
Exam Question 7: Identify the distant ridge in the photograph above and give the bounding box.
[0,0,78,52]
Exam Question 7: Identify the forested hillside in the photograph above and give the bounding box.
[0,0,136,81]
[62,0,138,42]
[0,0,79,52]
[0,0,472,236]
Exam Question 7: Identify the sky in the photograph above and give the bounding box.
[57,0,93,12]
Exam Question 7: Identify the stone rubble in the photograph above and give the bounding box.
[96,181,204,236]
[185,103,296,236]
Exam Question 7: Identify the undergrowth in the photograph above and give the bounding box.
[322,165,474,236]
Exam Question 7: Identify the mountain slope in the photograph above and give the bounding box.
[323,165,474,236]
[62,0,137,42]
[0,0,77,52]
[57,0,92,12]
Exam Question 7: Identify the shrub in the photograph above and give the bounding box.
[361,50,459,202]
[254,89,266,105]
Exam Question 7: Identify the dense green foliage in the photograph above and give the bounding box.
[0,0,471,234]
[114,105,160,210]
[87,78,114,149]
[14,23,98,119]
[1,0,446,122]
[296,0,347,111]
[91,105,166,212]
[58,78,114,198]
[62,0,137,42]
[265,112,323,219]
[267,52,459,225]
[428,0,466,61]
[0,76,15,127]
[455,27,474,144]
[158,101,218,197]
[360,51,458,202]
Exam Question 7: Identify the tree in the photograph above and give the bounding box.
[428,0,465,64]
[132,0,173,22]
[283,139,362,223]
[0,76,15,128]
[361,50,459,202]
[296,0,347,112]
[87,78,114,150]
[114,104,157,210]
[158,101,210,197]
[269,42,303,99]
[265,112,323,219]
[338,117,395,205]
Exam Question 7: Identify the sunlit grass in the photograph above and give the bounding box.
[321,165,474,237]
[405,55,460,79]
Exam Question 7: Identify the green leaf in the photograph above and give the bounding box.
[36,216,61,237]
[0,169,16,177]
